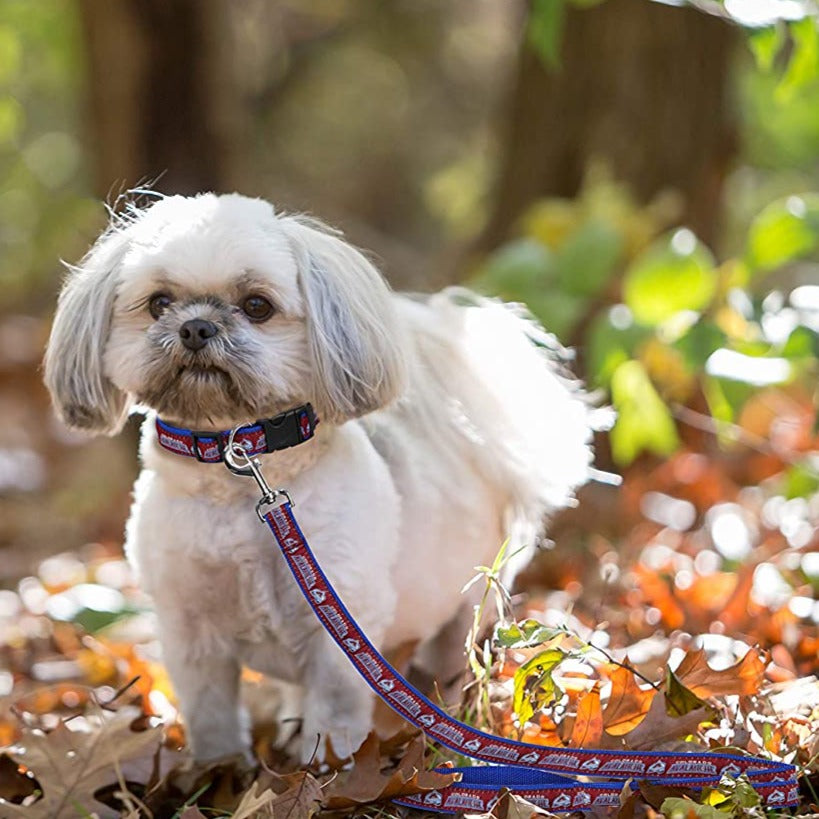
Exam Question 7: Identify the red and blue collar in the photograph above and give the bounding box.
[155,404,318,463]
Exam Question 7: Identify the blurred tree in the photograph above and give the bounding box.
[77,0,245,196]
[480,0,738,251]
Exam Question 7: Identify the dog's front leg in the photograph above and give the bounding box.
[158,623,251,763]
[299,628,377,764]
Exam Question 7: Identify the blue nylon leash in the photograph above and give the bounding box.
[222,444,799,813]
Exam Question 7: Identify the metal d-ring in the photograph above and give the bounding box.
[224,422,255,477]
[224,423,293,520]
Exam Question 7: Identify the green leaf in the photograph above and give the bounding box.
[0,95,23,144]
[0,25,21,83]
[781,325,819,359]
[496,619,564,649]
[707,376,756,423]
[776,17,819,102]
[610,360,680,465]
[703,377,736,425]
[729,778,763,809]
[748,23,784,73]
[527,0,566,71]
[512,649,565,725]
[746,194,819,273]
[665,667,713,717]
[524,289,584,341]
[661,797,732,819]
[73,607,138,634]
[623,229,717,325]
[782,461,819,500]
[673,320,728,370]
[587,309,652,388]
[474,238,556,297]
[555,219,624,297]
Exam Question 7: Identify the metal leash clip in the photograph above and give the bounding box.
[224,425,293,520]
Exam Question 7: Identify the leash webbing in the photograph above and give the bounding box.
[260,500,799,813]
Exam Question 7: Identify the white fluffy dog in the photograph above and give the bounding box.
[44,193,593,765]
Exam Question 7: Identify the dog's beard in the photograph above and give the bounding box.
[135,337,269,426]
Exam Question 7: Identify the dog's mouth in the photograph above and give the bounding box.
[177,364,230,380]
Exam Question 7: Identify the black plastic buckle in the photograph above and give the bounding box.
[259,404,316,453]
[191,431,226,462]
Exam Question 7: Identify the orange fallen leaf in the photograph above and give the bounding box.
[570,684,603,748]
[603,664,656,736]
[614,692,712,750]
[674,648,765,699]
[321,732,459,810]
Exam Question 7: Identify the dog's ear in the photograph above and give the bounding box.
[43,224,133,435]
[280,216,407,424]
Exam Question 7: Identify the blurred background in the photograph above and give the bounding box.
[1,0,818,683]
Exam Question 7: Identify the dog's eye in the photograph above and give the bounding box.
[240,295,275,323]
[148,293,174,320]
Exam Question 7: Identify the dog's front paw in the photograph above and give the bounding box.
[300,700,369,765]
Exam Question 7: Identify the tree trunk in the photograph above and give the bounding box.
[481,0,738,251]
[77,0,245,197]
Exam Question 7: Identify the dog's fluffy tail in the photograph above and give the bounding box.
[417,287,595,574]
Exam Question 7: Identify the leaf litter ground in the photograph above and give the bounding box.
[1,433,819,817]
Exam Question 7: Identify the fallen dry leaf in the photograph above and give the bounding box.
[321,731,458,811]
[1,708,162,819]
[177,806,209,819]
[570,684,603,747]
[603,664,656,736]
[613,692,712,750]
[665,666,715,716]
[476,787,559,818]
[229,771,322,819]
[674,648,765,699]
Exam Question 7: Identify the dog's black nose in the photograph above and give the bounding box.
[179,319,218,351]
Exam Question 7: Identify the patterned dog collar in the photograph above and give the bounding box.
[155,404,318,463]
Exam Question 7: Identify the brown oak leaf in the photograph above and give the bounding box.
[321,731,458,810]
[602,664,657,736]
[674,648,765,699]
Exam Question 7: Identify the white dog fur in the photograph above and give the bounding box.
[44,193,593,765]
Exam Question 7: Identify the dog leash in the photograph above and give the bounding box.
[222,439,799,813]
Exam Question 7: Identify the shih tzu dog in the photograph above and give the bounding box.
[44,193,593,765]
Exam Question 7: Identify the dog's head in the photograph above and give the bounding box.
[44,193,407,432]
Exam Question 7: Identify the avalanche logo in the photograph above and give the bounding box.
[299,411,312,439]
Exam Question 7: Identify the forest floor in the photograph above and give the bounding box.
[0,312,817,818]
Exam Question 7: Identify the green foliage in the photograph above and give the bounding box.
[775,16,819,102]
[623,230,716,325]
[472,169,819,467]
[527,0,567,70]
[745,193,819,272]
[740,14,819,175]
[610,360,680,465]
[527,0,605,70]
[512,648,565,725]
[0,1,100,309]
[495,619,566,649]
